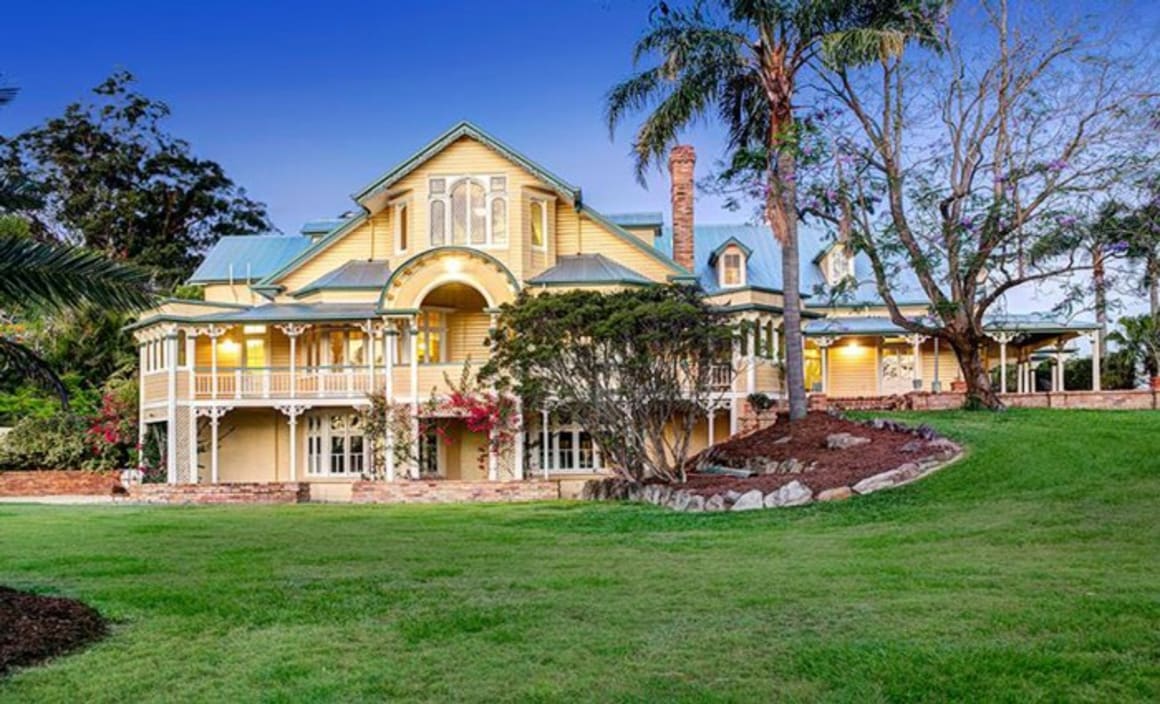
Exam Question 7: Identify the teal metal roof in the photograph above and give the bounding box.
[292,260,391,298]
[708,236,754,266]
[804,313,1098,337]
[527,254,652,287]
[353,121,582,206]
[607,212,664,228]
[198,303,379,323]
[300,219,346,235]
[189,235,313,284]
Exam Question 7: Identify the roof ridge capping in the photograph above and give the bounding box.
[352,120,582,207]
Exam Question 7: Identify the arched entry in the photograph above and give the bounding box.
[410,282,491,365]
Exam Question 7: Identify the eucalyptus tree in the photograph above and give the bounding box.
[606,0,937,420]
[814,0,1158,408]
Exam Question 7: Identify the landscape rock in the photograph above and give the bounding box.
[731,489,765,511]
[825,433,871,450]
[763,480,813,508]
[773,435,793,445]
[704,494,726,512]
[685,495,705,512]
[724,490,742,503]
[669,490,692,511]
[852,468,906,494]
[817,486,854,502]
[900,440,925,453]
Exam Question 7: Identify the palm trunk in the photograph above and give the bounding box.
[777,152,808,421]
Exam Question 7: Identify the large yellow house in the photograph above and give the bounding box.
[131,122,1100,487]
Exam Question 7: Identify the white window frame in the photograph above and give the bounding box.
[393,200,411,254]
[428,174,509,249]
[529,197,550,252]
[828,245,855,285]
[540,417,603,473]
[717,248,746,289]
[305,410,369,478]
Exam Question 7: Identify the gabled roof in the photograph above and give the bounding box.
[254,212,367,288]
[189,235,313,284]
[607,212,664,229]
[353,121,582,207]
[707,236,754,266]
[527,254,652,287]
[292,260,391,298]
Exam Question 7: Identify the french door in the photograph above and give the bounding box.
[306,411,367,477]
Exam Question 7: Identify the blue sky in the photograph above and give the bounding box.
[2,0,1155,243]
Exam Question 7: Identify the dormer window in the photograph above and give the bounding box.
[721,252,743,287]
[709,238,752,289]
[827,245,855,284]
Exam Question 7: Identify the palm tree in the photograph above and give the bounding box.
[0,78,151,406]
[606,0,932,421]
[1108,315,1160,385]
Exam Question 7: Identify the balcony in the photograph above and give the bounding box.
[189,363,481,401]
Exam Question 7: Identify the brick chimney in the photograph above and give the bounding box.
[669,145,696,271]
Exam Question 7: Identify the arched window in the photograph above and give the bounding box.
[430,200,446,246]
[491,198,507,244]
[434,176,508,247]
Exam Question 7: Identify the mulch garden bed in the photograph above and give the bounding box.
[682,411,947,497]
[0,587,107,676]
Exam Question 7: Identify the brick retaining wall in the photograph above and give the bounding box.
[0,470,121,497]
[351,479,560,504]
[127,482,310,504]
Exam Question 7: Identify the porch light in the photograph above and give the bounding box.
[444,257,465,274]
[218,339,240,353]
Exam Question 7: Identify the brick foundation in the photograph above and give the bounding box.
[820,389,1159,412]
[0,470,122,497]
[351,479,560,504]
[127,482,310,504]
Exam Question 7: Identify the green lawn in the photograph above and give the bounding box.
[1,409,1157,703]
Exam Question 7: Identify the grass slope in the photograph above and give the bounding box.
[0,409,1157,703]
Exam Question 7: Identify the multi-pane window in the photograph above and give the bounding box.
[539,415,602,472]
[721,252,743,287]
[306,412,367,477]
[430,175,508,247]
[418,427,440,477]
[398,311,447,364]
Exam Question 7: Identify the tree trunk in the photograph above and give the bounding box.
[775,152,808,421]
[950,333,1003,409]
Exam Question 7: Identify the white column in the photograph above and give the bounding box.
[816,336,835,394]
[909,335,925,391]
[137,342,147,470]
[409,317,420,479]
[276,404,309,481]
[385,324,397,482]
[209,327,223,400]
[1091,331,1101,391]
[514,399,525,481]
[487,428,499,481]
[541,408,550,479]
[1016,359,1024,394]
[932,337,941,393]
[185,330,197,484]
[746,317,757,396]
[165,328,178,484]
[707,409,716,446]
[198,406,231,484]
[282,324,306,399]
[994,332,1012,395]
[1055,350,1065,392]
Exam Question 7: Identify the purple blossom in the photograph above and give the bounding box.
[1057,215,1078,227]
[825,189,837,202]
[1047,159,1068,173]
[960,216,975,232]
[1106,241,1130,255]
[801,143,814,157]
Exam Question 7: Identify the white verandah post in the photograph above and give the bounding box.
[1090,330,1101,391]
[385,323,397,482]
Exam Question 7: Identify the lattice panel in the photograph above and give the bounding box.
[174,406,193,484]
